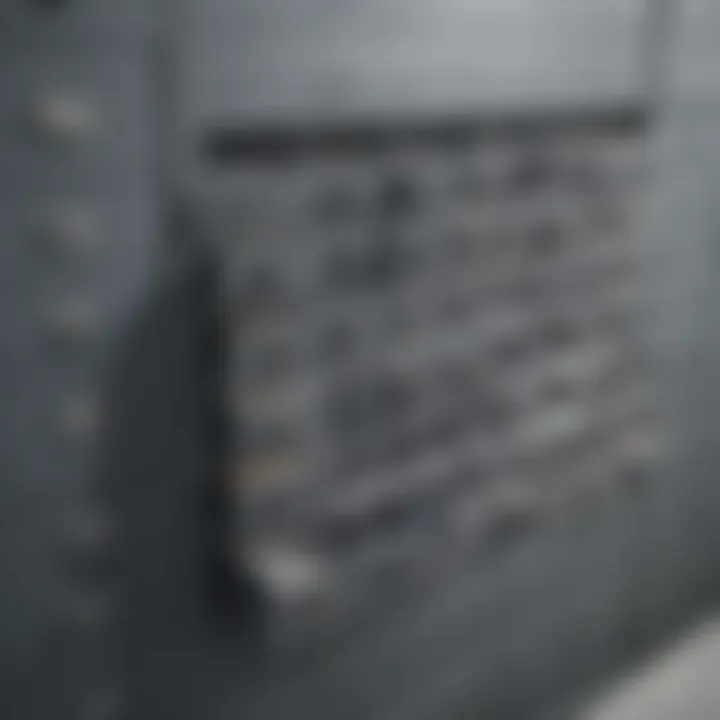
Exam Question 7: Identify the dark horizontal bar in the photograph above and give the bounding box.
[202,102,653,166]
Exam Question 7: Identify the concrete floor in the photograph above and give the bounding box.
[575,617,720,720]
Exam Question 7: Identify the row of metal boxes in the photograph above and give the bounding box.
[212,109,663,649]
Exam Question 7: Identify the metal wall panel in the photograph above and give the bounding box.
[180,0,646,127]
[0,4,161,719]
